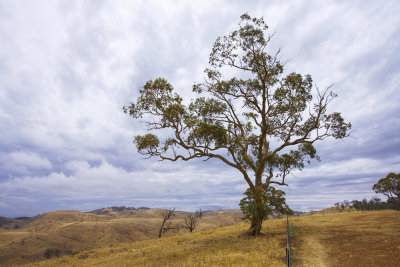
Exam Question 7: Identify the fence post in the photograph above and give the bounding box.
[286,215,292,267]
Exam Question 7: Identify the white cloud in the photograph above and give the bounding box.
[1,158,241,201]
[294,157,400,179]
[1,151,52,173]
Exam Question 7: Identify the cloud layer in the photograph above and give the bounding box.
[1,0,399,217]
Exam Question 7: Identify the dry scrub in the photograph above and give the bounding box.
[6,209,400,266]
[23,221,287,267]
[293,210,400,266]
[0,209,242,266]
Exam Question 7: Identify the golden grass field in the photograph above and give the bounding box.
[0,208,242,266]
[293,209,400,266]
[9,209,399,267]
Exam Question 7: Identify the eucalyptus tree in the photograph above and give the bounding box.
[373,172,400,200]
[239,185,292,222]
[124,14,351,236]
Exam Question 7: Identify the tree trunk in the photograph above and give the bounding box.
[246,191,264,236]
[246,216,263,236]
[158,219,166,238]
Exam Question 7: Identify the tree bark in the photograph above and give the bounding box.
[246,217,263,236]
[158,220,165,238]
[246,191,264,236]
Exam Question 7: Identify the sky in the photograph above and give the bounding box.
[1,0,399,217]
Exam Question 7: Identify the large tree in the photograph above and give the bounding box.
[124,14,351,236]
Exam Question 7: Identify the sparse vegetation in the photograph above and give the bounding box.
[23,218,289,267]
[334,200,352,212]
[43,248,61,259]
[159,208,176,238]
[335,172,400,212]
[341,197,400,211]
[293,210,400,266]
[20,210,400,267]
[0,208,242,266]
[184,210,203,233]
[90,206,136,215]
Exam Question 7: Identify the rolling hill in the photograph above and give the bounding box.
[0,208,242,266]
[2,209,399,266]
[14,209,400,267]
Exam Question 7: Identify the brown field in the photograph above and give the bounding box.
[0,208,242,266]
[293,210,400,266]
[22,218,287,267]
[8,209,399,267]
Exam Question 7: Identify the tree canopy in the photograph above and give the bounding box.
[373,172,400,199]
[239,185,292,222]
[124,14,351,235]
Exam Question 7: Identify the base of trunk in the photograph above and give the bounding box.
[245,221,262,236]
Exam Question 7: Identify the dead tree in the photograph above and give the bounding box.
[158,208,175,238]
[184,209,203,233]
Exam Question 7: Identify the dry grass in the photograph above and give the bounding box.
[4,209,400,266]
[22,220,288,267]
[0,209,242,266]
[292,210,400,266]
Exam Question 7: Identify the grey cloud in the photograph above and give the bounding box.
[0,158,242,216]
[0,0,399,217]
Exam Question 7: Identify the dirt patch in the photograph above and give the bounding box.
[294,227,333,266]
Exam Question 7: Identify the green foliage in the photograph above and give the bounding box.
[124,13,351,235]
[124,14,350,174]
[239,185,293,222]
[372,172,400,199]
[338,173,400,212]
[134,134,160,155]
[344,198,400,211]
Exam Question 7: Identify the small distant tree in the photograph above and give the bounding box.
[158,208,175,238]
[349,197,400,211]
[239,185,292,223]
[334,202,342,212]
[387,197,400,210]
[373,172,400,199]
[184,209,203,233]
[335,200,351,212]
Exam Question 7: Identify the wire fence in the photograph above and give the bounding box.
[286,215,292,267]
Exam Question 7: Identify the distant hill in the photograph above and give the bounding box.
[89,206,137,215]
[0,208,242,266]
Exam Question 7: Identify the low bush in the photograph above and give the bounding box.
[44,248,61,259]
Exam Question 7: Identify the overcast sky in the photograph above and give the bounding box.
[1,0,399,217]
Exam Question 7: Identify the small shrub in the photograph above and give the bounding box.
[44,248,61,259]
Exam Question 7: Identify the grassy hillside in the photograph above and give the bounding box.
[0,209,242,266]
[293,210,400,266]
[18,210,400,267]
